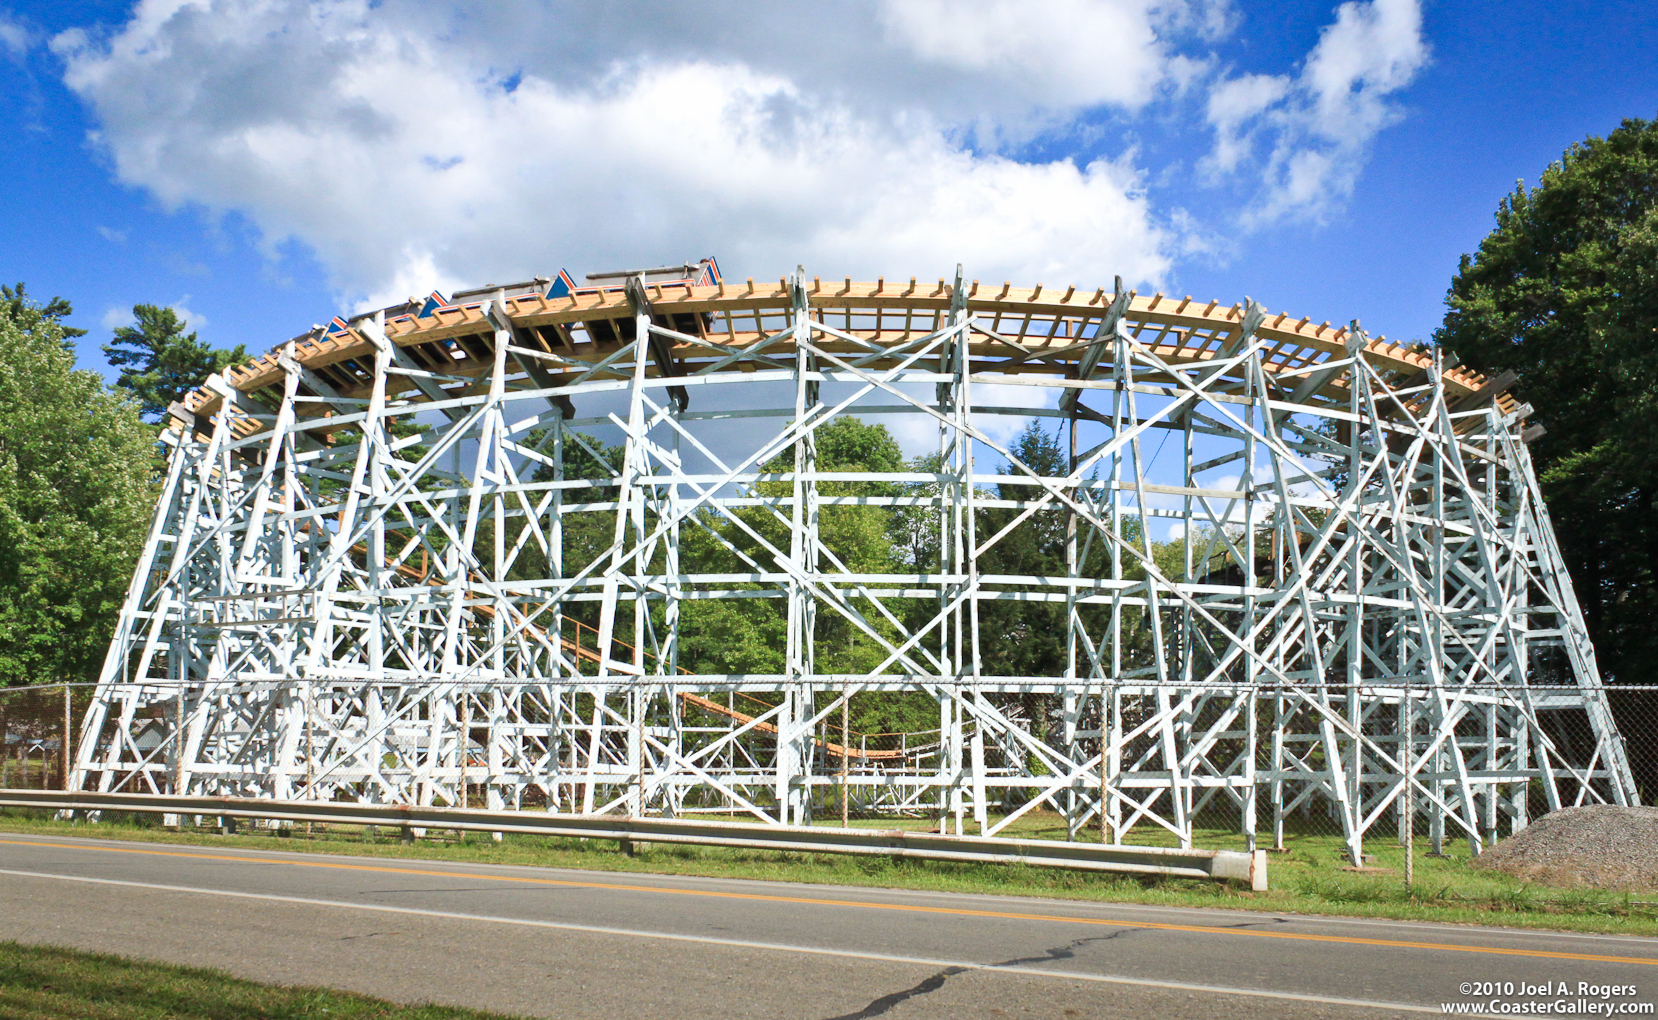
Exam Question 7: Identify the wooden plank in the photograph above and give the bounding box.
[170,279,1513,439]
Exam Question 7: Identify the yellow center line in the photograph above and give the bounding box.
[5,836,1654,967]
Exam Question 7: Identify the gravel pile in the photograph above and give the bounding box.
[1472,805,1658,891]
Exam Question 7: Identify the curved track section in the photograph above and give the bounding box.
[73,267,1634,862]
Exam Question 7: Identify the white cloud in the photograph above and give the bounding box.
[1204,73,1289,174]
[876,0,1174,111]
[0,11,29,58]
[1202,0,1427,225]
[99,305,130,332]
[52,0,1423,317]
[56,0,1178,312]
[380,1,1228,144]
[169,296,206,331]
[97,225,127,244]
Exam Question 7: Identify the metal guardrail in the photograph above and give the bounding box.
[0,789,1266,889]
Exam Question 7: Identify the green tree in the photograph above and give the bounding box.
[1,284,86,346]
[1435,116,1658,685]
[530,430,626,593]
[102,304,246,421]
[978,421,1072,681]
[0,290,155,686]
[681,417,909,679]
[970,421,1077,750]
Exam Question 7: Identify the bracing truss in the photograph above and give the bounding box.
[74,265,1635,862]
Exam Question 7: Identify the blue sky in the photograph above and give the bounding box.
[1,0,1655,385]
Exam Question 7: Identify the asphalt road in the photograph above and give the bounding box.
[1,833,1656,1019]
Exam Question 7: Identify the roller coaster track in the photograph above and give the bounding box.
[171,276,1519,439]
[77,263,1630,863]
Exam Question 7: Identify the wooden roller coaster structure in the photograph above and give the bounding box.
[72,259,1635,862]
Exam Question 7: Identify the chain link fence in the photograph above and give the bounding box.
[6,681,1652,857]
[0,683,86,792]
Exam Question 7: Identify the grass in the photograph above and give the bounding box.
[0,941,525,1019]
[2,808,1655,937]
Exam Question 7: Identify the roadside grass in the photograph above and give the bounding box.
[2,808,1654,936]
[0,940,525,1019]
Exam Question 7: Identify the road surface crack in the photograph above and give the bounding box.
[819,934,1124,1019]
[989,933,1126,968]
[819,966,970,1020]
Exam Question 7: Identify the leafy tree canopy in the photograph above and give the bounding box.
[0,289,154,686]
[1435,116,1658,682]
[102,304,246,421]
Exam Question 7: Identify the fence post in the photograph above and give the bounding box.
[1404,771,1415,893]
[174,684,184,796]
[840,691,850,828]
[62,683,71,792]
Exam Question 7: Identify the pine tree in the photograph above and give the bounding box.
[102,304,246,421]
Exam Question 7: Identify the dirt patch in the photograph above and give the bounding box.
[1473,805,1658,891]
